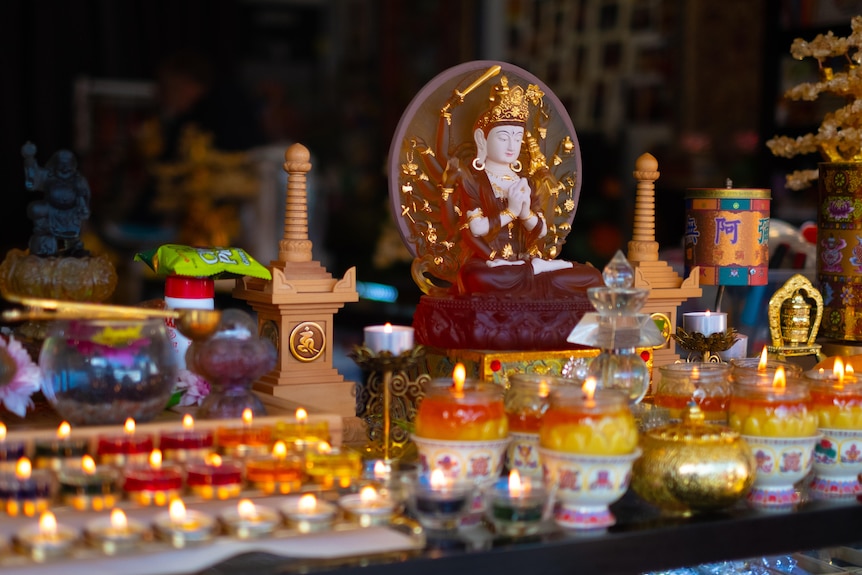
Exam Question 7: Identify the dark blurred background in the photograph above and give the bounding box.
[0,0,858,325]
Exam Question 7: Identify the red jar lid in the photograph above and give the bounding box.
[165,275,215,299]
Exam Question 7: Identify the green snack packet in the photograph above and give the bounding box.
[134,244,272,280]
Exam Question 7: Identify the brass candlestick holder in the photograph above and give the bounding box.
[350,345,427,462]
[671,328,739,363]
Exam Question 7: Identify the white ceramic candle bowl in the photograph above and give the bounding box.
[810,428,862,499]
[507,431,542,479]
[411,435,510,483]
[539,447,641,530]
[742,434,819,509]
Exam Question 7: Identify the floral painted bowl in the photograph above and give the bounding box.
[742,434,820,509]
[411,435,510,483]
[810,428,862,500]
[539,447,641,529]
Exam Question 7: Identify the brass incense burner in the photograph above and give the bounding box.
[631,404,755,515]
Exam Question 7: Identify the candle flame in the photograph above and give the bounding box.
[81,454,97,475]
[205,453,222,467]
[373,460,389,479]
[124,418,136,435]
[836,357,846,386]
[57,421,71,439]
[242,408,253,426]
[237,498,257,520]
[39,511,58,536]
[430,468,448,490]
[384,322,393,334]
[453,363,466,393]
[538,380,550,398]
[848,363,856,376]
[182,414,195,430]
[272,440,288,459]
[168,498,187,523]
[692,365,700,379]
[773,366,786,389]
[149,449,163,470]
[15,457,31,480]
[317,441,331,454]
[296,408,308,423]
[359,485,378,503]
[298,493,318,512]
[758,347,769,371]
[0,422,6,441]
[508,469,522,498]
[705,310,711,318]
[582,376,597,400]
[110,508,128,531]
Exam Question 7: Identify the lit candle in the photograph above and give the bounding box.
[245,440,305,495]
[305,441,363,490]
[14,510,78,561]
[729,348,803,384]
[33,421,88,472]
[806,360,862,429]
[219,498,281,539]
[84,508,148,555]
[122,449,183,506]
[654,362,732,423]
[273,407,330,449]
[414,363,509,441]
[281,493,337,533]
[728,367,818,436]
[539,380,638,455]
[407,468,473,530]
[185,453,244,500]
[486,469,546,536]
[215,408,273,458]
[159,414,215,463]
[505,374,568,478]
[153,498,217,548]
[96,418,154,467]
[0,457,53,517]
[363,323,415,355]
[682,310,728,336]
[338,484,397,527]
[57,454,120,511]
[0,423,26,472]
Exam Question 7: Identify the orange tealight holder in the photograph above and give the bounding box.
[215,409,273,458]
[245,441,306,495]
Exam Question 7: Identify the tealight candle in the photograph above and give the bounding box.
[96,418,154,467]
[338,484,397,527]
[363,323,414,355]
[806,361,862,428]
[159,414,215,463]
[84,508,149,555]
[0,422,26,472]
[540,379,638,455]
[414,364,509,441]
[215,408,273,458]
[14,510,78,562]
[728,368,818,437]
[485,469,546,536]
[185,454,244,500]
[407,468,473,530]
[245,440,305,494]
[33,421,88,472]
[729,348,804,384]
[682,310,727,336]
[153,498,217,548]
[122,449,183,506]
[0,457,53,517]
[281,493,337,533]
[654,362,732,423]
[304,441,363,489]
[273,408,330,449]
[57,455,120,511]
[504,374,569,477]
[219,498,281,539]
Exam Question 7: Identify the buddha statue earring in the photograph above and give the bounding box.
[510,160,522,173]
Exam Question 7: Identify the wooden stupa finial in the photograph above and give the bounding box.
[628,152,660,264]
[279,143,314,263]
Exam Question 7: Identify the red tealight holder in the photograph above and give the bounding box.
[97,418,154,467]
[160,414,214,463]
[215,409,272,458]
[185,454,244,500]
[122,449,183,506]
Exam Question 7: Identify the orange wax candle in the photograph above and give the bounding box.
[539,384,637,455]
[504,374,569,433]
[805,366,862,429]
[215,409,272,458]
[245,441,306,494]
[728,371,817,437]
[654,362,731,422]
[415,367,508,441]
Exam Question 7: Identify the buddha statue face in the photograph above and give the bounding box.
[483,125,524,166]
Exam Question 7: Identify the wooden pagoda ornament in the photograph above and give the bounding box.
[234,143,359,416]
[627,153,702,368]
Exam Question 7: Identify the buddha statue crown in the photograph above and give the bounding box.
[474,76,543,133]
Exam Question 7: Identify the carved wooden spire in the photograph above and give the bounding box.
[279,143,313,263]
[627,152,660,264]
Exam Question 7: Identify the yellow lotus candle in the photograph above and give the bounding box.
[415,363,508,441]
[539,378,638,455]
[728,367,817,437]
[806,359,862,429]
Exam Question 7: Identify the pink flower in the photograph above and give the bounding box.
[173,368,210,407]
[0,335,42,418]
